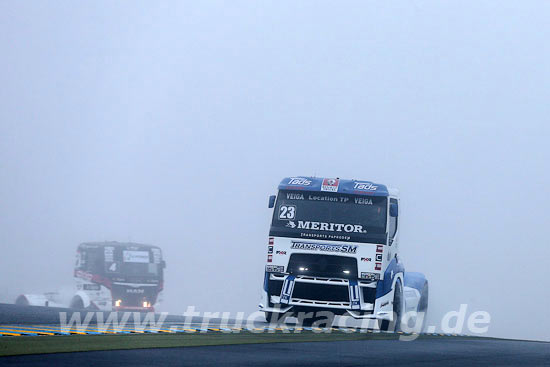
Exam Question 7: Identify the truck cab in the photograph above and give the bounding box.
[72,241,165,311]
[259,177,428,330]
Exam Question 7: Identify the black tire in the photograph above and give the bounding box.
[417,282,429,332]
[70,296,84,310]
[15,295,29,306]
[378,280,403,332]
[418,282,429,313]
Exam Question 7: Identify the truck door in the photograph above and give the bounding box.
[388,198,398,246]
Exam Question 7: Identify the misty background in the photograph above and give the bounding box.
[1,1,549,341]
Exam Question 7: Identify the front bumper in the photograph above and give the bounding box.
[260,273,391,319]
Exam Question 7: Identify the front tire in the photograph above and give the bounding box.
[378,280,403,332]
[417,282,429,332]
[70,296,84,310]
[15,295,29,306]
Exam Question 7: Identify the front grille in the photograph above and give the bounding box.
[110,285,158,307]
[291,282,349,302]
[287,254,358,279]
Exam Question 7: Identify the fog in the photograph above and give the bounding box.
[1,1,549,341]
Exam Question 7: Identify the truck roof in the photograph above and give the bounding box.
[78,241,160,250]
[278,177,391,197]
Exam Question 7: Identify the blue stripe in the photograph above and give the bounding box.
[376,258,405,298]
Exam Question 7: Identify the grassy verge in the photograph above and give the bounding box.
[0,331,411,356]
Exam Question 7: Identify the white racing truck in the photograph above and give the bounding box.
[259,177,428,331]
[16,241,166,312]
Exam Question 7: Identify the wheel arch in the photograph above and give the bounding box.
[375,258,405,299]
[404,272,428,293]
[71,291,91,309]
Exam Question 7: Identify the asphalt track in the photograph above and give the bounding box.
[2,304,549,366]
[0,303,189,325]
[1,338,549,366]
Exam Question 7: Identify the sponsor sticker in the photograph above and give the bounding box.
[321,178,339,192]
[291,241,358,254]
[353,182,378,191]
[267,255,273,263]
[266,265,284,273]
[354,197,373,205]
[123,250,150,263]
[75,269,93,281]
[361,257,372,262]
[287,177,312,186]
[376,254,383,262]
[286,220,366,233]
[376,245,384,253]
[375,262,382,271]
[361,272,380,281]
[104,246,114,262]
[268,246,273,254]
[276,250,287,255]
[286,192,304,200]
[83,284,100,291]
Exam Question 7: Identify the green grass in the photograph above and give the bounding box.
[0,330,492,357]
[0,331,412,356]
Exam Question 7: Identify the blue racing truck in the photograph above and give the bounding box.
[259,177,428,331]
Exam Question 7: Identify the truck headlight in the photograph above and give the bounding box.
[360,272,380,281]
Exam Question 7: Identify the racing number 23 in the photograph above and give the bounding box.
[279,205,296,219]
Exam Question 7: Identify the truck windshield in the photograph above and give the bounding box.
[117,262,160,276]
[270,190,387,243]
[104,249,161,277]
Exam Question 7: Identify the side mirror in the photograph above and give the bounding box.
[268,195,276,208]
[390,203,398,217]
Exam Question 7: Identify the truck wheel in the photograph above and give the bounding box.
[378,281,403,332]
[417,282,429,332]
[70,296,84,310]
[15,295,29,306]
